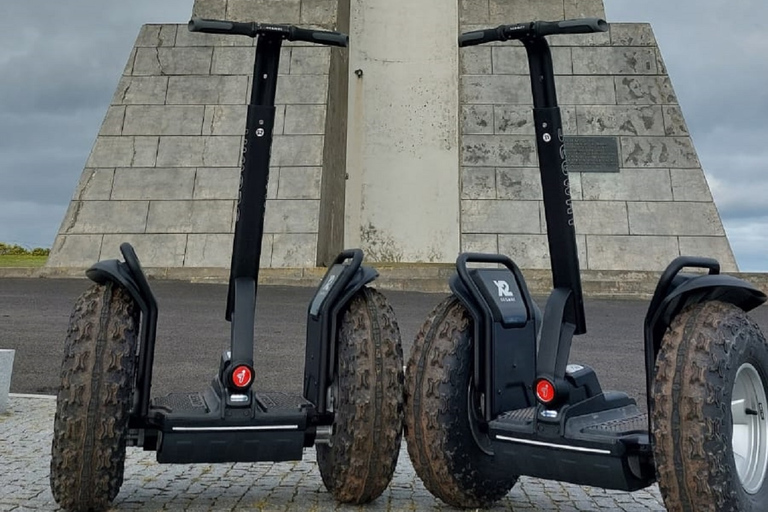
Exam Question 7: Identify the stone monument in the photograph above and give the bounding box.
[47,0,738,272]
[457,0,736,271]
[48,0,349,269]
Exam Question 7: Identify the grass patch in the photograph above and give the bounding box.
[0,255,48,267]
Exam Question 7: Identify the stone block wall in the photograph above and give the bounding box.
[48,0,739,273]
[458,0,737,271]
[48,0,341,268]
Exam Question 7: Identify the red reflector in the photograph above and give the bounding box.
[536,379,555,403]
[232,365,253,388]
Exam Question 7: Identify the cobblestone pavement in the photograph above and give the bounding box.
[0,395,666,511]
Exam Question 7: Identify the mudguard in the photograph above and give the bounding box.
[643,256,766,414]
[450,253,540,421]
[85,243,159,418]
[86,243,156,313]
[303,249,378,413]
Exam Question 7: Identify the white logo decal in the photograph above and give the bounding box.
[493,280,516,302]
[235,368,249,386]
[322,274,337,292]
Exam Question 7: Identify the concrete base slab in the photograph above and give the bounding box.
[0,349,15,413]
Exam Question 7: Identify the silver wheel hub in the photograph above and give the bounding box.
[732,363,768,494]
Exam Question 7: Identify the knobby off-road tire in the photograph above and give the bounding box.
[316,286,404,504]
[652,300,768,512]
[404,295,517,508]
[50,282,140,512]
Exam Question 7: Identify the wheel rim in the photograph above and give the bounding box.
[732,363,768,494]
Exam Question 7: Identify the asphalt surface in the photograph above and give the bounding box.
[2,277,768,408]
[3,277,768,511]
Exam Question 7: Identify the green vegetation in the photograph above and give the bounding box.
[0,243,50,267]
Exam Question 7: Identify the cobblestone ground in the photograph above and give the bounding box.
[0,396,667,511]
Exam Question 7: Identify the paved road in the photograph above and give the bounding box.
[1,395,668,512]
[8,277,766,403]
[1,277,767,511]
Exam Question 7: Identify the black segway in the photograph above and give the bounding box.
[404,18,768,511]
[50,18,404,511]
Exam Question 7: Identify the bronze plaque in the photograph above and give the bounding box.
[563,136,620,173]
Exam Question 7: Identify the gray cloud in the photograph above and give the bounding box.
[0,1,193,248]
[0,201,69,248]
[0,107,105,205]
[606,0,768,271]
[724,219,768,272]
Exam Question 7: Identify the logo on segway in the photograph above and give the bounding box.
[493,280,516,302]
[322,274,337,292]
[231,365,253,388]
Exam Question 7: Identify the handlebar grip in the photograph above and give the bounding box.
[188,17,255,37]
[459,27,503,47]
[534,18,608,37]
[289,27,348,47]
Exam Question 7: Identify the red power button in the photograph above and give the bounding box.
[231,365,253,388]
[535,379,555,404]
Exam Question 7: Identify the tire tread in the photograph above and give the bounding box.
[50,283,139,512]
[317,287,404,504]
[404,295,516,508]
[652,300,768,512]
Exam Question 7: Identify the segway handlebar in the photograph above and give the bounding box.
[459,18,608,47]
[188,17,348,47]
[289,26,348,47]
[458,27,506,47]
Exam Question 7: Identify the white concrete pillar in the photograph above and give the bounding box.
[345,0,460,263]
[0,349,15,413]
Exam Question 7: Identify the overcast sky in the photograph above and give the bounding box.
[0,1,766,271]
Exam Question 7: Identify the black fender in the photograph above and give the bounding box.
[303,249,378,414]
[86,244,155,313]
[449,271,489,393]
[85,243,159,419]
[643,256,766,414]
[449,253,541,420]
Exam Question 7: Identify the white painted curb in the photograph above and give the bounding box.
[0,349,15,413]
